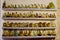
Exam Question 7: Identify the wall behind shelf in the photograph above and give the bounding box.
[56,0,60,40]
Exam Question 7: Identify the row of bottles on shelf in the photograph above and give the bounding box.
[3,12,56,18]
[3,29,56,36]
[3,21,55,27]
[2,38,55,40]
[3,1,55,9]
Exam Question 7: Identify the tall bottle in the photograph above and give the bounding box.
[3,1,6,8]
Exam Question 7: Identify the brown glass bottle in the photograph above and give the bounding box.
[2,1,6,8]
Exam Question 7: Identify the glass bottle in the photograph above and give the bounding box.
[18,5,21,8]
[11,4,14,8]
[40,4,44,9]
[3,12,6,17]
[53,13,56,18]
[19,13,22,18]
[46,22,51,27]
[19,30,23,36]
[10,22,13,27]
[34,4,38,8]
[38,4,40,8]
[31,4,34,8]
[3,1,6,8]
[47,30,51,36]
[7,5,10,8]
[7,12,10,17]
[11,12,15,18]
[16,30,20,36]
[52,30,56,36]
[29,23,32,27]
[43,4,46,9]
[33,30,38,36]
[14,22,18,27]
[9,30,14,36]
[35,13,38,18]
[29,30,34,36]
[50,21,55,27]
[22,13,26,18]
[42,22,47,27]
[38,22,42,27]
[33,23,38,27]
[3,22,6,27]
[28,12,31,18]
[42,13,46,18]
[44,30,48,36]
[38,30,42,36]
[6,21,10,27]
[46,13,49,18]
[40,30,44,36]
[38,13,42,18]
[14,4,17,8]
[25,22,29,27]
[25,5,28,8]
[3,30,9,36]
[15,12,18,18]
[21,4,24,8]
